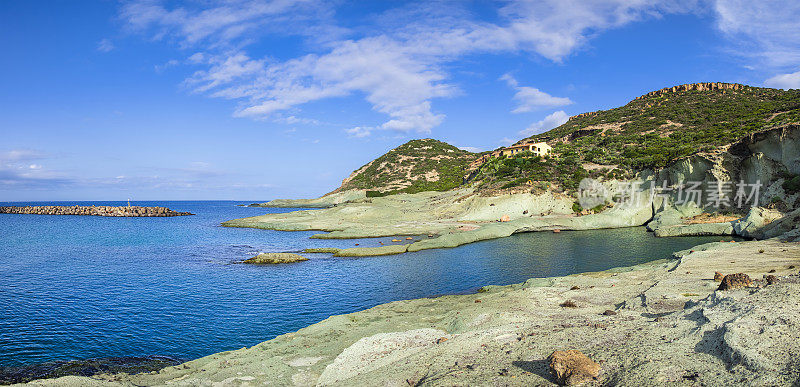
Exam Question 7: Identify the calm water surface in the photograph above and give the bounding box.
[0,200,734,366]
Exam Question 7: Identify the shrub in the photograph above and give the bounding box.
[782,175,800,194]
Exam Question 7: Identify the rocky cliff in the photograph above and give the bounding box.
[634,82,747,100]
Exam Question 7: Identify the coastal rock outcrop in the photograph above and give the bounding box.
[0,206,193,217]
[251,190,367,208]
[243,253,308,264]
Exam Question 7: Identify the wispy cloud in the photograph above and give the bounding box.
[0,150,73,189]
[97,38,115,52]
[120,0,700,137]
[712,0,800,85]
[120,0,343,48]
[0,152,265,193]
[345,127,373,138]
[500,74,572,113]
[519,110,569,137]
[714,0,800,69]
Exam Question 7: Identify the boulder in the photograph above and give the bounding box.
[548,350,601,385]
[718,273,753,291]
[243,253,308,264]
[733,207,783,238]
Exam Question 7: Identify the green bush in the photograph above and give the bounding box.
[782,175,800,194]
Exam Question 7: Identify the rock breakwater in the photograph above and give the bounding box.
[0,206,193,217]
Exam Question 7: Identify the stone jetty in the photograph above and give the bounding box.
[0,205,193,217]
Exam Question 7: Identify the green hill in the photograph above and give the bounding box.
[334,139,478,196]
[470,83,800,192]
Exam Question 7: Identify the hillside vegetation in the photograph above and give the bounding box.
[334,139,478,196]
[471,84,800,192]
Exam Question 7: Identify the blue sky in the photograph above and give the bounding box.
[2,0,799,201]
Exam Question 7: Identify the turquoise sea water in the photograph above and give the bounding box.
[0,200,736,367]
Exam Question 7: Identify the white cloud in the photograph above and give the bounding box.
[345,127,373,138]
[501,74,572,113]
[1,149,46,162]
[97,38,115,52]
[121,0,700,136]
[714,0,800,69]
[764,70,800,89]
[519,110,570,136]
[120,0,343,47]
[155,59,180,72]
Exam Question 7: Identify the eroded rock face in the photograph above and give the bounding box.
[635,82,746,100]
[548,350,601,385]
[718,273,753,291]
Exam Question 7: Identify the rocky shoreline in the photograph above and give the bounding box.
[19,239,800,386]
[0,356,182,385]
[222,124,800,257]
[0,206,193,217]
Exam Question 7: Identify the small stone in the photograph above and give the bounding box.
[548,350,601,385]
[499,214,510,222]
[436,337,448,344]
[474,299,482,303]
[601,310,617,316]
[718,273,753,291]
[764,275,779,285]
[570,286,580,290]
[768,269,776,273]
[560,300,577,308]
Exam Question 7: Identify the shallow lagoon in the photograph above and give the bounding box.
[0,201,736,367]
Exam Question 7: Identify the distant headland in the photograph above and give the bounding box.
[0,205,194,217]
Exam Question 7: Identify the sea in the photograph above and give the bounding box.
[0,200,736,368]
